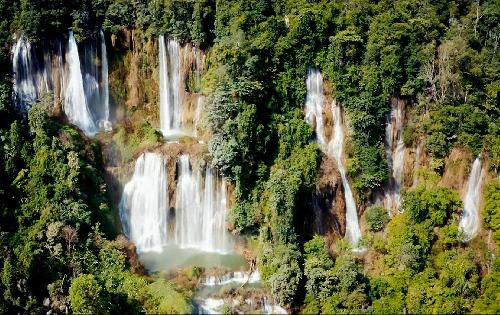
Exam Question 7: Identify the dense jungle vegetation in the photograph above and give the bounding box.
[0,0,499,313]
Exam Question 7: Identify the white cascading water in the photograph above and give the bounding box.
[328,102,362,247]
[383,98,406,214]
[12,37,50,111]
[459,157,485,240]
[304,68,326,147]
[119,152,169,253]
[64,32,98,135]
[202,270,260,286]
[159,36,206,138]
[12,32,111,135]
[159,35,182,136]
[175,155,231,252]
[99,30,111,131]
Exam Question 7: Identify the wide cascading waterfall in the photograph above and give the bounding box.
[328,102,362,247]
[159,35,182,136]
[382,98,406,214]
[119,152,169,253]
[175,155,231,253]
[459,157,485,240]
[305,68,326,147]
[64,32,98,135]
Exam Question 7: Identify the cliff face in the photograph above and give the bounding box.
[102,30,495,247]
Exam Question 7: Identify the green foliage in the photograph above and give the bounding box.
[111,122,162,163]
[69,274,108,314]
[146,279,192,314]
[365,206,390,232]
[259,243,302,306]
[402,185,461,226]
[483,179,500,247]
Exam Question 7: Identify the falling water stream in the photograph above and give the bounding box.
[305,69,362,248]
[304,68,326,147]
[159,36,206,139]
[459,157,485,240]
[12,31,111,136]
[382,98,406,214]
[328,102,362,247]
[119,152,169,253]
[64,32,98,135]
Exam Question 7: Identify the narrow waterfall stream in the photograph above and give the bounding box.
[159,35,182,136]
[459,157,485,240]
[99,30,111,130]
[328,102,362,247]
[12,32,112,136]
[382,98,406,214]
[119,152,169,253]
[64,32,98,135]
[304,68,326,147]
[159,36,205,138]
[305,68,362,248]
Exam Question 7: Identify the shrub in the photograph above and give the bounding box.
[365,206,390,232]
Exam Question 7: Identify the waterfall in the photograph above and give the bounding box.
[159,35,182,136]
[12,32,111,135]
[328,102,362,247]
[64,32,98,135]
[383,98,406,214]
[119,152,169,253]
[99,30,111,131]
[459,157,485,240]
[305,68,326,147]
[12,36,51,111]
[175,155,231,252]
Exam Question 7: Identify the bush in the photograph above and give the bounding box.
[69,274,108,314]
[365,206,390,232]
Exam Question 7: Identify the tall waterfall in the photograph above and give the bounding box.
[119,152,169,253]
[175,155,231,253]
[459,157,485,240]
[382,98,406,214]
[328,102,362,247]
[12,37,50,111]
[12,32,111,135]
[159,35,207,138]
[64,32,98,135]
[305,68,326,147]
[99,30,111,130]
[159,35,182,136]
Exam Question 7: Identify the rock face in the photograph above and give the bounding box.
[309,157,346,243]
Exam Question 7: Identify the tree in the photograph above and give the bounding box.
[365,206,390,232]
[69,274,108,314]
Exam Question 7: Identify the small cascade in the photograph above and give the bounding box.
[382,98,406,214]
[304,68,326,147]
[65,32,97,135]
[11,32,111,135]
[202,270,260,287]
[175,155,232,252]
[159,36,206,138]
[328,102,362,247]
[459,157,485,240]
[119,152,169,253]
